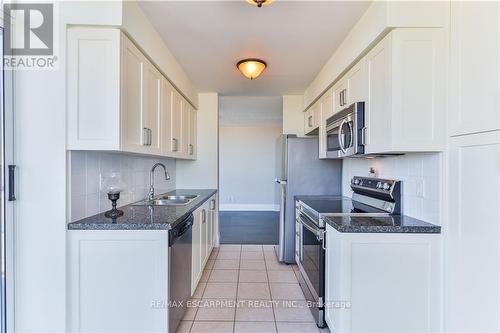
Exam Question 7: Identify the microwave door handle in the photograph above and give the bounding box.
[347,121,354,149]
[338,119,347,153]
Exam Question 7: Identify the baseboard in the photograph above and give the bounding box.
[220,204,280,212]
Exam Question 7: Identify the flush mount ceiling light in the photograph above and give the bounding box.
[246,0,274,8]
[237,59,267,80]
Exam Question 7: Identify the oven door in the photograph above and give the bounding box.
[297,211,326,326]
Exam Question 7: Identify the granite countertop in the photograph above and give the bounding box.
[67,189,217,231]
[294,195,441,234]
[323,214,441,234]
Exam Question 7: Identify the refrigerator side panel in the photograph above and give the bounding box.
[283,137,342,263]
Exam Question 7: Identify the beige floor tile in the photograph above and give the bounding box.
[235,300,275,322]
[190,321,234,333]
[266,261,293,271]
[264,251,279,263]
[242,244,263,252]
[203,282,238,299]
[270,283,305,300]
[192,282,206,299]
[234,321,277,333]
[238,270,268,283]
[262,244,276,251]
[205,259,215,269]
[276,322,320,333]
[182,301,198,320]
[273,300,315,322]
[209,269,239,283]
[209,250,218,260]
[200,269,211,282]
[217,251,241,260]
[219,244,242,252]
[241,251,264,260]
[195,299,236,321]
[240,260,266,270]
[214,259,240,270]
[238,282,271,300]
[175,320,193,333]
[267,270,298,283]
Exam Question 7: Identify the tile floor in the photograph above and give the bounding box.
[176,244,329,333]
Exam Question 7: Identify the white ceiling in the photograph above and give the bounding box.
[139,0,370,96]
[219,96,283,125]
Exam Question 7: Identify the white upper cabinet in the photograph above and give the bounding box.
[345,58,367,106]
[305,101,320,135]
[67,27,197,160]
[67,28,121,150]
[187,106,197,159]
[319,88,334,159]
[365,28,446,154]
[449,1,500,136]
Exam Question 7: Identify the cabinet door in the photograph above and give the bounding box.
[67,27,121,150]
[446,131,500,332]
[365,33,392,153]
[171,91,183,156]
[319,89,334,159]
[143,61,162,155]
[312,102,321,128]
[121,37,148,153]
[160,78,173,156]
[191,209,202,294]
[449,1,500,135]
[179,99,190,158]
[188,108,197,159]
[346,59,367,104]
[200,206,208,266]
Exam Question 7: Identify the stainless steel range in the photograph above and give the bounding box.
[294,176,402,328]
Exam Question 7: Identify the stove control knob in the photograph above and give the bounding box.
[383,183,390,190]
[376,182,382,189]
[354,179,360,185]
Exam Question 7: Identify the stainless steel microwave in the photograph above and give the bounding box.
[325,102,365,158]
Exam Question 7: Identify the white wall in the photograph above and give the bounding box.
[219,124,282,211]
[342,153,442,225]
[70,152,176,222]
[176,93,219,189]
[282,95,304,136]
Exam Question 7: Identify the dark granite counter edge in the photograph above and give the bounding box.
[323,216,441,234]
[67,189,217,231]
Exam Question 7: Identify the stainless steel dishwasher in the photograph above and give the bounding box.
[168,214,193,333]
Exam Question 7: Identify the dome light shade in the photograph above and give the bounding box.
[237,59,267,80]
[246,0,274,8]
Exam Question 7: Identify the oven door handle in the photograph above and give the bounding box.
[299,213,321,237]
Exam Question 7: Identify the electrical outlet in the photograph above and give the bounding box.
[416,179,425,198]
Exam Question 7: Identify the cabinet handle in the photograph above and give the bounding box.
[202,209,206,223]
[172,138,178,152]
[308,115,312,127]
[143,128,148,146]
[210,199,216,210]
[148,128,152,146]
[189,144,194,155]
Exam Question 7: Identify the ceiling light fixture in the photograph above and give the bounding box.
[237,59,267,80]
[246,0,274,8]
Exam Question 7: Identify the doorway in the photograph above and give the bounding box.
[218,96,282,244]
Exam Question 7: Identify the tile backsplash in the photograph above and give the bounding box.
[69,151,176,222]
[342,153,442,224]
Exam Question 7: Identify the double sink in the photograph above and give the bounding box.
[134,194,199,206]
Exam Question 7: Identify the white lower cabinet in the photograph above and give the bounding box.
[68,230,169,333]
[67,27,197,160]
[191,195,217,294]
[325,225,442,333]
[446,131,500,332]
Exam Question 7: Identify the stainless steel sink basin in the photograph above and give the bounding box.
[133,194,199,206]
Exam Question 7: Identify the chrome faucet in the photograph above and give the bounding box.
[149,163,170,201]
